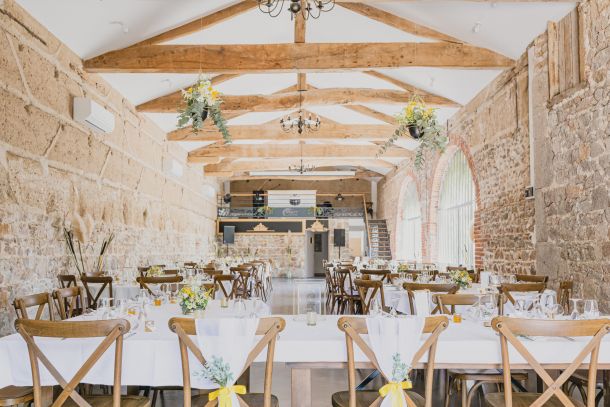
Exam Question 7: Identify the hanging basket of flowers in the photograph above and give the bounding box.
[177,76,231,143]
[378,98,447,170]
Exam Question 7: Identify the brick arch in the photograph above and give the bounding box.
[393,171,422,260]
[427,136,483,269]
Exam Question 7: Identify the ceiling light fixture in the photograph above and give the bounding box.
[257,0,335,20]
[280,90,321,134]
[288,143,315,174]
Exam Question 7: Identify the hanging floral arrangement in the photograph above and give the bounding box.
[378,98,447,169]
[177,76,231,143]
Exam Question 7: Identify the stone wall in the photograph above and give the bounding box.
[379,0,610,310]
[0,1,218,335]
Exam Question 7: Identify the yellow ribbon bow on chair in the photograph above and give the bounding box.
[209,385,247,407]
[379,381,412,407]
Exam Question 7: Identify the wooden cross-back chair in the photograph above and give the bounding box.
[203,268,222,278]
[247,262,267,300]
[213,274,238,299]
[168,316,286,407]
[15,318,150,407]
[57,274,77,289]
[515,274,549,284]
[136,276,183,296]
[403,283,458,315]
[0,386,34,406]
[433,293,508,316]
[559,280,573,311]
[354,279,386,315]
[52,287,85,320]
[80,275,113,309]
[498,283,546,306]
[486,317,610,407]
[201,282,216,299]
[231,269,252,299]
[335,268,361,314]
[184,262,198,268]
[333,316,449,407]
[13,293,55,321]
[327,268,344,314]
[360,269,392,283]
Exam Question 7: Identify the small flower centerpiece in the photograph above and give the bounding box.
[397,263,410,273]
[177,76,231,143]
[194,356,245,406]
[178,285,211,315]
[379,98,448,169]
[146,265,163,277]
[449,269,472,290]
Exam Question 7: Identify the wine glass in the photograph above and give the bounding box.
[233,297,247,319]
[584,300,600,319]
[369,298,381,317]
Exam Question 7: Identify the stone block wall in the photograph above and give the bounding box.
[379,0,610,310]
[0,1,218,335]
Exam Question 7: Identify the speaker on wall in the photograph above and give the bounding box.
[223,226,235,244]
[334,229,345,247]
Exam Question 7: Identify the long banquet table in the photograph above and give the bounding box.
[1,302,610,407]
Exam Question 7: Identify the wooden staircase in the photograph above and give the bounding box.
[367,219,392,260]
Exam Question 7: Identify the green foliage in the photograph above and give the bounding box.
[391,353,411,383]
[195,356,234,387]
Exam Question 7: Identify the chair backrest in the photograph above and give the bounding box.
[234,270,252,299]
[80,275,113,309]
[213,274,238,299]
[559,280,573,311]
[201,283,216,299]
[360,269,391,283]
[433,293,507,315]
[354,279,385,314]
[492,316,610,407]
[499,282,546,305]
[136,276,183,295]
[403,283,458,315]
[163,269,179,276]
[168,317,286,407]
[404,270,439,281]
[13,293,55,321]
[338,316,449,407]
[15,318,129,407]
[52,287,85,320]
[57,274,77,289]
[184,262,198,268]
[335,268,355,296]
[446,266,467,272]
[515,274,549,284]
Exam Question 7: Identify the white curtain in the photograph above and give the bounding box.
[437,151,475,270]
[398,182,422,262]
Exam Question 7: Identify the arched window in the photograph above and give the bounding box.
[398,182,422,261]
[437,151,475,269]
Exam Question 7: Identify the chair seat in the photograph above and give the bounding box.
[449,369,528,382]
[63,395,151,407]
[331,390,425,407]
[484,392,585,407]
[0,386,34,406]
[192,393,279,407]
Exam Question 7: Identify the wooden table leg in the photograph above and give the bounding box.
[291,368,311,407]
[603,370,610,407]
[40,386,53,406]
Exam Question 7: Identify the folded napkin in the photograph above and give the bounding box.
[413,290,431,316]
[366,316,425,407]
[193,318,259,406]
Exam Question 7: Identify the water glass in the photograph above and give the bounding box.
[569,298,584,319]
[584,300,600,319]
[369,298,381,316]
[233,297,247,318]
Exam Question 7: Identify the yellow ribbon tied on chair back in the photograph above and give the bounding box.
[209,385,247,407]
[379,381,412,407]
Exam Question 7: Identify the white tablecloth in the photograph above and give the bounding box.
[2,312,609,388]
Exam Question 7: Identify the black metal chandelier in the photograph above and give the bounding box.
[257,0,335,20]
[289,158,316,174]
[279,90,321,134]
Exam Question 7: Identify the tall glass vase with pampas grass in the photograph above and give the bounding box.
[63,227,114,277]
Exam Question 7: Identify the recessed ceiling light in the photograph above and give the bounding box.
[472,22,482,34]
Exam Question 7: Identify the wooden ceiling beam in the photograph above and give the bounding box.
[227,171,379,181]
[168,123,393,141]
[139,87,458,113]
[364,70,461,107]
[84,42,514,73]
[204,158,396,172]
[188,144,410,161]
[127,2,257,48]
[338,3,462,43]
